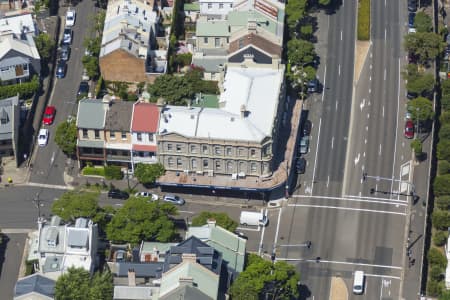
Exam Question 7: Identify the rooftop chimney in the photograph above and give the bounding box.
[128,268,136,286]
[240,104,247,119]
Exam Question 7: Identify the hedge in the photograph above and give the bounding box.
[104,165,123,180]
[357,0,370,41]
[0,75,39,99]
[82,166,105,177]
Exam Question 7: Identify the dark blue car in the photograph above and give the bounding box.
[408,12,415,28]
[55,60,66,79]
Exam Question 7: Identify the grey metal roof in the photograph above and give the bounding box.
[159,285,213,300]
[0,96,18,135]
[116,262,164,278]
[14,273,55,298]
[191,57,226,73]
[76,99,106,129]
[105,101,134,131]
[0,56,29,68]
[67,229,89,248]
[77,139,105,148]
[42,255,63,273]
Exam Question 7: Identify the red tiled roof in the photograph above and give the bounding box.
[133,144,157,152]
[131,102,159,132]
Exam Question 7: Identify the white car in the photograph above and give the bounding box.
[65,10,76,27]
[38,129,49,147]
[135,192,159,201]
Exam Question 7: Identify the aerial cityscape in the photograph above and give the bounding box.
[0,0,446,298]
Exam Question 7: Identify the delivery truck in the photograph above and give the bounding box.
[239,211,268,226]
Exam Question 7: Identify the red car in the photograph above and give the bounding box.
[404,120,414,139]
[42,106,56,125]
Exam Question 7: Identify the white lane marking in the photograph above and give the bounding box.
[385,0,386,6]
[365,138,367,144]
[50,151,55,165]
[363,151,366,157]
[366,125,369,131]
[237,226,260,232]
[360,98,366,110]
[288,204,407,215]
[258,208,267,255]
[294,194,407,205]
[344,194,407,203]
[369,75,372,81]
[379,144,382,156]
[370,64,372,69]
[382,105,385,117]
[367,113,370,119]
[369,88,372,93]
[275,258,403,270]
[354,153,360,165]
[390,59,401,196]
[385,28,387,41]
[380,275,384,300]
[338,64,341,76]
[321,65,327,102]
[326,175,330,188]
[331,136,334,149]
[341,30,343,41]
[48,78,58,106]
[368,274,400,280]
[384,68,387,81]
[311,117,322,194]
[335,100,339,111]
[273,208,282,250]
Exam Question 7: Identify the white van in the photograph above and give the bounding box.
[353,271,365,295]
[239,211,268,227]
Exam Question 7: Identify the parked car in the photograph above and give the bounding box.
[299,136,310,154]
[406,90,418,100]
[408,12,415,28]
[42,106,56,125]
[296,158,306,174]
[62,27,72,44]
[65,10,76,27]
[37,129,49,146]
[108,189,129,199]
[307,78,320,93]
[59,44,70,61]
[163,194,185,205]
[408,0,417,12]
[404,120,414,139]
[56,60,67,78]
[408,28,416,34]
[303,120,312,136]
[82,68,90,81]
[77,81,89,96]
[135,192,159,201]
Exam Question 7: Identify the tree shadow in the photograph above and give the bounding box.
[323,0,343,15]
[0,235,10,278]
[297,284,312,300]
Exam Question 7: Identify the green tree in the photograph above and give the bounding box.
[404,32,445,64]
[403,63,420,81]
[106,197,178,244]
[318,0,331,5]
[442,94,450,111]
[407,97,434,122]
[51,191,100,222]
[440,111,450,124]
[433,231,448,247]
[427,279,444,297]
[299,24,313,40]
[134,163,165,185]
[54,118,77,156]
[82,55,99,79]
[440,124,450,141]
[414,11,433,33]
[406,74,435,95]
[55,268,113,300]
[432,209,450,230]
[411,139,422,156]
[230,254,300,300]
[438,140,450,161]
[428,247,448,268]
[34,33,55,61]
[436,196,450,210]
[440,290,450,300]
[286,0,308,31]
[442,79,450,96]
[287,39,316,67]
[434,174,450,196]
[84,36,101,57]
[438,160,450,175]
[148,74,193,105]
[191,212,238,232]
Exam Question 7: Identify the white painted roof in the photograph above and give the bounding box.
[0,35,40,60]
[0,13,36,35]
[158,66,283,142]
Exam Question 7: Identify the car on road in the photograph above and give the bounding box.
[42,106,56,125]
[135,192,159,201]
[307,78,320,93]
[296,158,306,174]
[77,81,90,96]
[408,12,415,28]
[108,189,129,199]
[55,60,66,78]
[65,10,76,27]
[37,129,49,146]
[303,120,312,136]
[163,194,185,205]
[299,136,310,154]
[404,119,414,139]
[353,271,365,294]
[405,111,412,121]
[62,27,72,44]
[408,0,417,12]
[59,44,70,61]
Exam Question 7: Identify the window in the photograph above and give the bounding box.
[192,159,197,169]
[226,147,232,156]
[251,163,257,172]
[203,159,209,168]
[215,38,220,47]
[167,144,173,151]
[204,37,208,44]
[239,161,246,172]
[149,133,154,141]
[110,131,115,139]
[250,149,256,158]
[238,38,244,49]
[190,144,197,153]
[94,130,100,139]
[202,145,208,154]
[176,144,182,152]
[137,132,142,141]
[238,148,245,156]
[121,131,127,140]
[207,3,212,8]
[177,158,183,167]
[82,129,88,138]
[219,3,223,8]
[168,157,174,167]
[214,146,222,155]
[215,160,221,170]
[227,161,233,172]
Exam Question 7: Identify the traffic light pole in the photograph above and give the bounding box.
[362,173,416,198]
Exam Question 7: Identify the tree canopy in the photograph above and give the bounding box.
[406,73,435,95]
[287,39,316,67]
[34,33,55,62]
[148,74,193,105]
[407,97,434,122]
[54,118,77,156]
[191,212,238,232]
[230,254,300,300]
[404,32,445,64]
[51,191,100,222]
[55,267,113,300]
[414,11,433,33]
[106,197,178,244]
[286,0,308,31]
[438,140,450,161]
[134,163,165,186]
[434,174,450,196]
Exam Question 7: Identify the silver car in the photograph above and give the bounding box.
[60,45,70,61]
[299,136,310,154]
[163,194,185,205]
